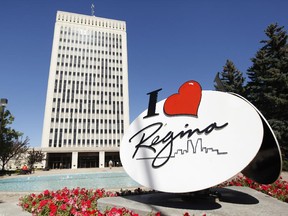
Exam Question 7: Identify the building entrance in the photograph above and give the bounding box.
[105,152,120,167]
[78,152,99,168]
[47,153,72,169]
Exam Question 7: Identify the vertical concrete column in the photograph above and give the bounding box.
[72,152,78,169]
[99,151,105,168]
[42,152,48,169]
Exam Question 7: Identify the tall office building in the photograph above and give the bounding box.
[41,11,129,169]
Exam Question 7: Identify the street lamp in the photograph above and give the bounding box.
[0,98,8,129]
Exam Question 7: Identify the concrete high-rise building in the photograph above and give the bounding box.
[41,11,129,169]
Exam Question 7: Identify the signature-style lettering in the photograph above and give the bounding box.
[129,122,228,168]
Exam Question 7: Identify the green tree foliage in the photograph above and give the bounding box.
[246,23,288,157]
[216,23,288,161]
[215,59,245,95]
[247,24,288,117]
[0,110,29,171]
[27,148,45,170]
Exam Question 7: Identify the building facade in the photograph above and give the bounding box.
[41,11,129,169]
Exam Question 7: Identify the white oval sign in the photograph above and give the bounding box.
[121,83,263,193]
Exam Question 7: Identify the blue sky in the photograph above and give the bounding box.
[0,0,287,147]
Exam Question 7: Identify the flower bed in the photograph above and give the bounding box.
[219,175,288,202]
[19,187,119,216]
[19,187,152,216]
[18,187,200,215]
[19,176,288,215]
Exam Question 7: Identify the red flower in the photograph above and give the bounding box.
[107,207,122,216]
[43,189,50,196]
[261,185,269,191]
[60,204,67,211]
[96,189,103,197]
[73,188,79,196]
[39,199,49,208]
[49,203,57,214]
[71,207,77,215]
[246,178,253,185]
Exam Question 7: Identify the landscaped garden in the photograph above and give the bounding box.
[219,175,288,202]
[18,175,288,216]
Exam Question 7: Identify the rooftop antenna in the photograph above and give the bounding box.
[91,0,95,16]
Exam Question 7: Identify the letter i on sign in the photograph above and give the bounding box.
[143,88,162,119]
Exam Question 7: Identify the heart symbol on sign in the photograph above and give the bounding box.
[164,80,202,116]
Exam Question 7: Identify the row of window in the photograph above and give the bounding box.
[56,62,123,72]
[60,27,123,36]
[55,70,123,77]
[52,108,123,115]
[51,128,123,134]
[54,84,123,94]
[59,28,123,42]
[58,15,125,30]
[53,108,120,116]
[52,99,123,113]
[58,54,123,64]
[58,46,122,56]
[53,99,123,106]
[53,96,123,103]
[51,119,123,127]
[51,103,123,117]
[55,72,123,87]
[53,93,123,104]
[60,21,125,37]
[55,80,123,87]
[54,78,123,88]
[53,98,123,104]
[53,97,123,106]
[59,37,122,49]
[49,137,121,148]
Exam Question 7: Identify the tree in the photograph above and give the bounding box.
[214,23,288,164]
[0,110,29,171]
[246,23,288,157]
[215,59,245,96]
[27,148,45,170]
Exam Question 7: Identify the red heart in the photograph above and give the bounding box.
[164,80,202,116]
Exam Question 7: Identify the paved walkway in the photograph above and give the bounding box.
[98,186,288,216]
[0,169,287,215]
